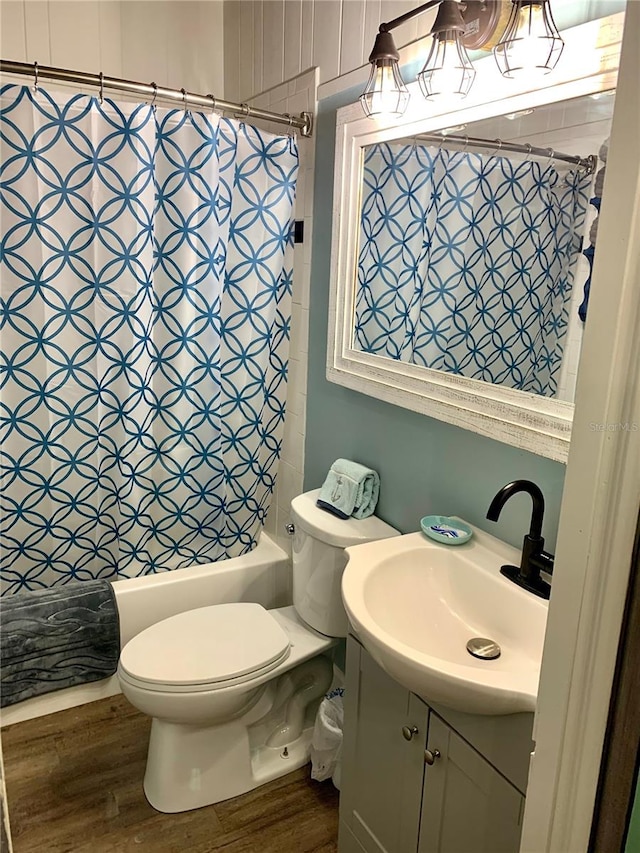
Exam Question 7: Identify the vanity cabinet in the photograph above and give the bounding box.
[339,636,530,853]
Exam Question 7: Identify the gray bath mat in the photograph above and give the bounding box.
[1,580,120,707]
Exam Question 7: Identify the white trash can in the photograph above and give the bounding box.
[310,687,344,789]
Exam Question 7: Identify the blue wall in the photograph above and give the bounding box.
[627,787,640,852]
[303,89,566,550]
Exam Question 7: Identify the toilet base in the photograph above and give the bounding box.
[143,716,315,813]
[142,654,334,813]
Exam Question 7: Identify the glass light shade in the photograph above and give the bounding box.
[360,59,410,119]
[494,1,564,78]
[418,30,476,101]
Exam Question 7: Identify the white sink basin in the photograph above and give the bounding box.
[341,525,549,715]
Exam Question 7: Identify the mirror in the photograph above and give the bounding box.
[354,93,614,404]
[328,13,623,462]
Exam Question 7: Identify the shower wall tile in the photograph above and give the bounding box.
[285,383,305,420]
[292,247,311,311]
[282,411,304,467]
[1,1,27,63]
[300,262,312,312]
[289,356,308,400]
[277,461,303,518]
[289,302,303,357]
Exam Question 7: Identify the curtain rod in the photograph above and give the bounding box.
[0,60,314,138]
[412,131,597,174]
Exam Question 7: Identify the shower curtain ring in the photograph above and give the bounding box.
[547,147,555,167]
[33,61,38,92]
[99,71,104,104]
[525,143,533,162]
[150,81,158,108]
[462,135,469,154]
[492,138,503,157]
[207,94,217,114]
[181,87,189,113]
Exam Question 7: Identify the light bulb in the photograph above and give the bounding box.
[360,56,410,119]
[435,39,467,97]
[370,65,404,115]
[418,31,475,101]
[494,1,564,78]
[513,3,547,74]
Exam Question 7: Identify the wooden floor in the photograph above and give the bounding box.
[2,695,340,853]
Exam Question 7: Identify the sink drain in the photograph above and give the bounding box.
[466,638,501,660]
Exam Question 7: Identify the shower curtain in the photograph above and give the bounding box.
[355,142,590,396]
[0,85,298,595]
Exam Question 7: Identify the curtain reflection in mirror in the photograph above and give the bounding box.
[354,142,590,397]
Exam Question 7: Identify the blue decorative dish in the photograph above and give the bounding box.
[420,515,473,546]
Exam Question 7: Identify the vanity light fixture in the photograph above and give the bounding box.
[494,1,563,77]
[418,1,475,101]
[360,30,410,118]
[361,0,564,120]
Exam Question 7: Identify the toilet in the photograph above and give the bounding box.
[117,488,398,813]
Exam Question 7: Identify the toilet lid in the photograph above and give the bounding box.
[119,603,291,687]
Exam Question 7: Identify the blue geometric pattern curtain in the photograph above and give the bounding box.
[0,85,298,595]
[355,143,589,396]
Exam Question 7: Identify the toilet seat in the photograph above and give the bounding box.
[118,602,291,693]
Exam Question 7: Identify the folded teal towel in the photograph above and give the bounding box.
[317,459,380,520]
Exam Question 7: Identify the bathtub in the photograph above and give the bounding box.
[0,533,291,727]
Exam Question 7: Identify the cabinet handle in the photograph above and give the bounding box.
[424,749,441,765]
[401,725,419,741]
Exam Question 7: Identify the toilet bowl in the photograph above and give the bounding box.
[118,489,399,813]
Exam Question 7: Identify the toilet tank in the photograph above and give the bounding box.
[289,489,399,638]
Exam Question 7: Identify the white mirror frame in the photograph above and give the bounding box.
[327,14,623,463]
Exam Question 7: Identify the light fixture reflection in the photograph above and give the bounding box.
[494,1,563,78]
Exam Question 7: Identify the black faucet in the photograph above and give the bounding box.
[486,480,554,600]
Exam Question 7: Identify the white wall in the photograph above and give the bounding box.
[223,0,436,103]
[0,0,224,95]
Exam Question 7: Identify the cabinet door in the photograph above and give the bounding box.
[418,714,524,853]
[339,636,428,853]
